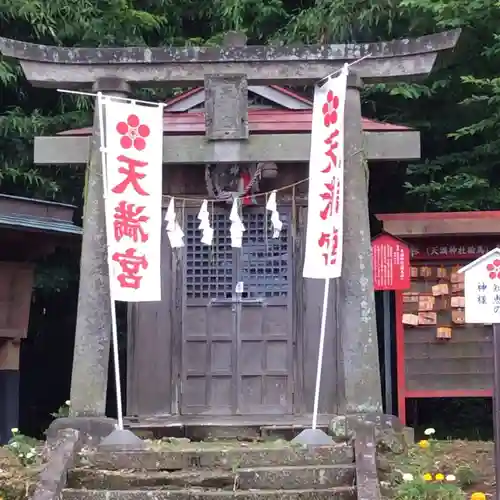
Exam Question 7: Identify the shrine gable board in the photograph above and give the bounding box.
[459,247,500,324]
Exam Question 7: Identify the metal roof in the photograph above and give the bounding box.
[0,213,82,234]
[0,194,82,235]
[58,84,413,136]
[59,110,412,136]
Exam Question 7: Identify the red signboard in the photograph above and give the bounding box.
[372,233,410,291]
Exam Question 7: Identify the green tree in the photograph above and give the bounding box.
[2,0,499,213]
[367,0,500,211]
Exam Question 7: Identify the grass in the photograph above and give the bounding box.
[0,447,39,500]
[384,440,494,499]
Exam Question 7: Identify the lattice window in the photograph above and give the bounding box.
[185,210,290,299]
[240,212,289,298]
[185,213,233,300]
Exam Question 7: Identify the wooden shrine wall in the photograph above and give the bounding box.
[0,262,34,341]
[397,237,498,424]
[162,163,308,198]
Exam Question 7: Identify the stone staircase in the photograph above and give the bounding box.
[62,440,358,500]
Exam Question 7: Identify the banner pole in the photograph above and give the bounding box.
[293,65,349,446]
[97,93,124,431]
[312,277,330,429]
[109,300,124,430]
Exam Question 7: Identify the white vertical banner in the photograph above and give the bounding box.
[303,67,348,279]
[102,97,163,302]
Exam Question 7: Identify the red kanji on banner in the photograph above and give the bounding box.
[318,229,339,265]
[113,201,149,243]
[322,91,339,127]
[112,248,149,289]
[319,178,340,220]
[333,178,341,214]
[319,182,334,220]
[323,130,340,171]
[112,155,149,196]
[116,114,151,151]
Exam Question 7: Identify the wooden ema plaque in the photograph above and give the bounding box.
[372,233,410,291]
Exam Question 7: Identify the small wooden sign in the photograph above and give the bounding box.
[459,248,500,324]
[372,233,411,291]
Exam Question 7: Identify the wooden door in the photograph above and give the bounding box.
[181,207,293,416]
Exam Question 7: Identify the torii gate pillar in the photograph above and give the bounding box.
[0,30,461,423]
[340,72,381,412]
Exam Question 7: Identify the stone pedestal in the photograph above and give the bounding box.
[47,416,117,447]
[329,413,409,455]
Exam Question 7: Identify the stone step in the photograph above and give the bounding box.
[63,487,357,500]
[79,444,353,471]
[238,464,356,490]
[68,464,356,490]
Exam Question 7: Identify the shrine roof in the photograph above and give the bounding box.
[58,110,409,136]
[0,194,82,235]
[58,85,413,136]
[376,211,500,237]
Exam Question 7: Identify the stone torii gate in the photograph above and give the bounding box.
[0,30,460,428]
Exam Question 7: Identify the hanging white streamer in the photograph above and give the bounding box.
[165,198,185,248]
[197,199,214,246]
[265,190,283,238]
[230,198,245,248]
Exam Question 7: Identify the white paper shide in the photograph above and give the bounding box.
[230,198,246,248]
[303,66,348,279]
[165,198,185,249]
[197,200,214,246]
[101,97,163,302]
[266,190,283,238]
[460,248,500,324]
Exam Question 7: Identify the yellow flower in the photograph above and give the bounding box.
[423,473,433,481]
[418,439,430,449]
[471,493,486,500]
[435,473,445,481]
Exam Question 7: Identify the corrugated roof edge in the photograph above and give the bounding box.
[0,214,82,235]
[0,193,77,209]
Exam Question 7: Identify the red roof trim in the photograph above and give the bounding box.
[59,109,412,136]
[166,87,203,106]
[58,85,414,136]
[376,211,500,221]
[268,85,312,105]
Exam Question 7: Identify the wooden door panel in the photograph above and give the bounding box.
[182,211,237,415]
[181,303,236,414]
[237,211,293,415]
[181,207,294,417]
[238,303,292,414]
